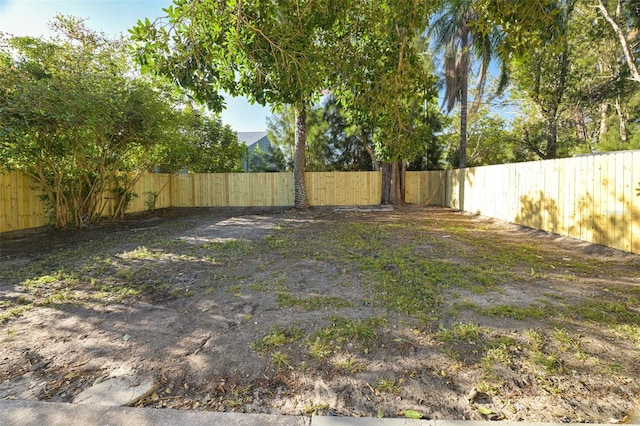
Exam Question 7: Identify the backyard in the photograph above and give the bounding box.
[0,206,639,422]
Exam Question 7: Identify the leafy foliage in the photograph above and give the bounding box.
[182,114,245,173]
[0,16,191,227]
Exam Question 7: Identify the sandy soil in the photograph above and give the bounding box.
[0,206,639,422]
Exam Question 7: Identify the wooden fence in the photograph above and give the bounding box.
[0,171,379,233]
[0,171,48,233]
[443,150,640,255]
[2,150,639,255]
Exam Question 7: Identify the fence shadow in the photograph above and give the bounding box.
[515,191,559,233]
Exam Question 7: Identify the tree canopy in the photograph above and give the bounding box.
[4,0,640,223]
[130,0,349,207]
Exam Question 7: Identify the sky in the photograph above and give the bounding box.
[0,0,272,132]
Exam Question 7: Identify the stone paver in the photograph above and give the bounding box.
[72,376,155,406]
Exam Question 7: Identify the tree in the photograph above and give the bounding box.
[330,0,439,204]
[322,96,377,172]
[0,16,189,228]
[429,0,504,169]
[130,0,345,208]
[562,2,637,150]
[184,114,245,173]
[596,0,640,83]
[442,106,520,167]
[509,0,577,159]
[267,96,377,172]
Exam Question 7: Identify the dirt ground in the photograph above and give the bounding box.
[0,206,639,422]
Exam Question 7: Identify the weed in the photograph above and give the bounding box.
[23,271,78,289]
[573,300,640,326]
[220,384,253,408]
[204,240,252,257]
[616,324,640,349]
[248,282,269,291]
[552,328,580,351]
[532,352,563,375]
[226,284,242,296]
[375,378,401,394]
[271,351,292,369]
[171,288,194,297]
[439,323,485,344]
[475,380,499,396]
[312,316,383,345]
[301,403,329,415]
[525,329,546,350]
[441,348,461,361]
[332,354,363,373]
[122,246,162,260]
[100,284,143,298]
[308,338,334,359]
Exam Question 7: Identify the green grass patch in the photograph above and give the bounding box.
[438,322,486,344]
[573,300,640,326]
[251,325,304,354]
[0,304,34,323]
[202,239,253,258]
[23,271,79,289]
[276,292,353,311]
[375,377,401,394]
[307,315,384,359]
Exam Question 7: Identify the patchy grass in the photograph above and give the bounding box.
[308,316,384,359]
[375,377,401,394]
[475,304,552,320]
[1,207,639,423]
[275,292,353,311]
[251,325,305,354]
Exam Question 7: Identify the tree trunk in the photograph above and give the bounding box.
[546,118,558,159]
[391,161,403,205]
[599,102,609,143]
[294,103,309,208]
[364,143,379,171]
[459,33,469,169]
[381,162,392,205]
[381,160,405,205]
[574,111,588,143]
[400,160,407,200]
[615,96,629,142]
[597,0,640,83]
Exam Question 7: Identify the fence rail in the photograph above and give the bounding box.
[2,150,639,255]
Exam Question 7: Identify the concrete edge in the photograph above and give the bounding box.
[0,400,618,426]
[312,417,614,426]
[0,399,309,426]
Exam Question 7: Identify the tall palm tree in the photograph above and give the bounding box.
[430,0,504,169]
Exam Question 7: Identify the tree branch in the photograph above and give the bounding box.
[596,0,640,83]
